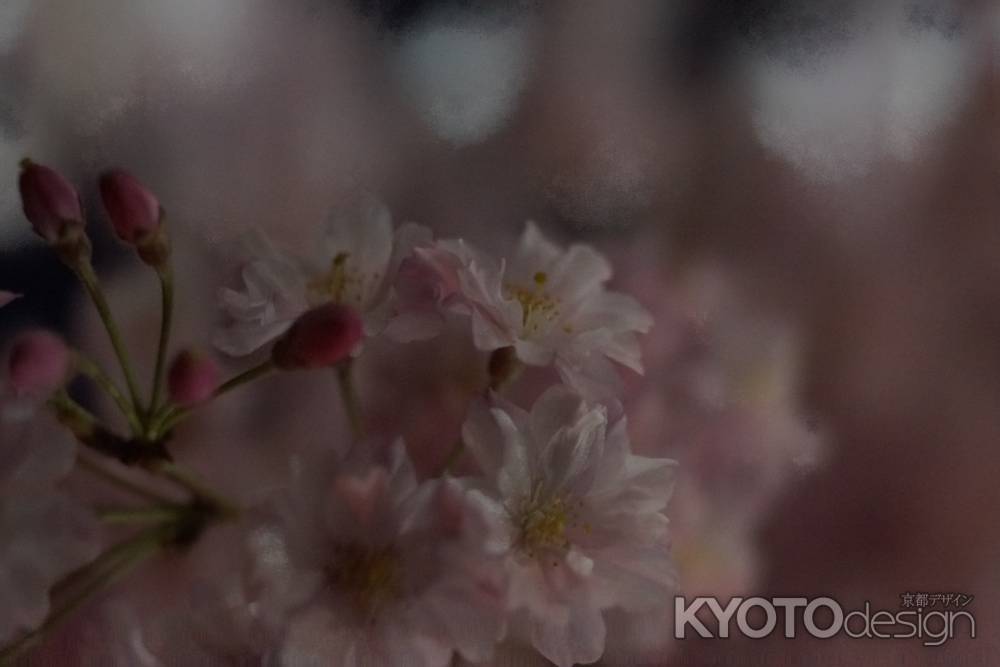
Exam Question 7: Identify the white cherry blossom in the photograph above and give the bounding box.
[461,386,676,666]
[417,222,652,399]
[214,197,436,357]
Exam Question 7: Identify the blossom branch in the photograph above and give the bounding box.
[75,450,178,506]
[148,265,174,421]
[73,351,143,436]
[0,525,169,665]
[150,358,275,437]
[72,258,143,414]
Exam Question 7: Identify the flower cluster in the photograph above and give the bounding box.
[1,161,676,666]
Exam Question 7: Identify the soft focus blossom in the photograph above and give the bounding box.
[419,223,652,399]
[6,330,72,399]
[242,442,506,666]
[461,386,676,666]
[215,197,435,357]
[0,406,101,644]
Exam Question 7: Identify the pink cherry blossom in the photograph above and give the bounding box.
[214,197,438,357]
[418,222,652,399]
[240,442,507,666]
[461,386,676,667]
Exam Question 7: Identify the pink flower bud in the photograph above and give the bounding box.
[99,169,162,243]
[272,304,363,370]
[18,160,84,242]
[167,350,221,406]
[7,330,72,398]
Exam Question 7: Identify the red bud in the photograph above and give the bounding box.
[18,160,84,242]
[99,169,162,244]
[7,330,72,398]
[167,350,221,406]
[271,304,363,370]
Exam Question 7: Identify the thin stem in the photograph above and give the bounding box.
[149,359,275,437]
[74,352,143,435]
[336,360,364,439]
[73,259,143,413]
[0,527,167,664]
[76,451,177,506]
[97,506,184,525]
[215,358,276,396]
[148,266,174,422]
[151,461,240,519]
[49,391,100,434]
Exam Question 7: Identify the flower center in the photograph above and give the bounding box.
[308,253,374,309]
[512,490,581,558]
[504,271,561,336]
[328,543,402,617]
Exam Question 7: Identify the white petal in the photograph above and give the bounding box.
[530,600,606,667]
[323,195,395,308]
[555,351,624,402]
[541,406,606,493]
[570,291,653,335]
[461,398,507,478]
[547,245,612,307]
[528,386,585,449]
[509,221,563,281]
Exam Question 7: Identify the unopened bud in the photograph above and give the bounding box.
[167,350,221,406]
[99,169,170,268]
[271,304,363,370]
[18,160,84,243]
[99,169,161,243]
[7,330,72,398]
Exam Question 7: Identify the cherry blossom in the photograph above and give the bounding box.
[461,386,676,666]
[214,197,436,357]
[417,222,652,399]
[242,442,507,666]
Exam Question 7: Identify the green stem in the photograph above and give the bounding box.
[49,391,100,434]
[0,527,167,665]
[148,266,174,423]
[149,359,275,437]
[76,451,177,506]
[151,461,240,519]
[98,506,184,525]
[336,360,364,439]
[73,259,143,414]
[74,352,143,436]
[215,358,275,396]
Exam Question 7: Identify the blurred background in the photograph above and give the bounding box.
[1,0,998,665]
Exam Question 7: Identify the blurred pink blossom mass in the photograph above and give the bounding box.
[1,1,999,666]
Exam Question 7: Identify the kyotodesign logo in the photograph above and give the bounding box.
[674,594,976,647]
